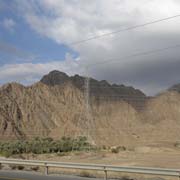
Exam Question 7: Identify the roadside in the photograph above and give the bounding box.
[20,144,180,169]
[0,170,100,180]
[0,143,179,180]
[0,170,169,180]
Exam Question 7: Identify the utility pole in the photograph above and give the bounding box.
[84,67,90,143]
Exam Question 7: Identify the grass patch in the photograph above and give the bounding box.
[0,136,94,157]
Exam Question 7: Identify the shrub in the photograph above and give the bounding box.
[1,150,13,158]
[111,146,126,153]
[17,165,25,170]
[111,147,119,153]
[0,136,92,156]
[174,142,180,148]
[30,166,39,171]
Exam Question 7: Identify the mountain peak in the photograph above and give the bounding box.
[168,83,180,93]
[40,70,69,86]
[40,70,146,95]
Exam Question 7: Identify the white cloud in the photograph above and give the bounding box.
[16,0,180,43]
[5,0,180,94]
[0,54,82,85]
[2,18,16,31]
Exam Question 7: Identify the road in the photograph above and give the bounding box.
[0,171,166,180]
[0,171,101,180]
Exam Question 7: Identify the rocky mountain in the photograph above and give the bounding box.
[41,71,146,96]
[41,70,147,110]
[0,70,180,146]
[169,83,180,92]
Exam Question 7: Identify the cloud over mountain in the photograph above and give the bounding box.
[1,0,180,95]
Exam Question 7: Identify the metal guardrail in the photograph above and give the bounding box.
[0,159,180,179]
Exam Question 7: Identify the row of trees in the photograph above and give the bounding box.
[0,136,92,157]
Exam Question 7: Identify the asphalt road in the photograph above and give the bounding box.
[0,171,166,180]
[0,171,101,180]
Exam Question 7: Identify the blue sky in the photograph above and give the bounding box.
[0,2,77,66]
[1,0,180,95]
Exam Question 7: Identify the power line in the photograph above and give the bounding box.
[71,14,180,45]
[86,43,180,68]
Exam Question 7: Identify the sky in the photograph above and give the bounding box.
[1,0,180,95]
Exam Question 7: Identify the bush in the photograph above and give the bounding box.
[102,145,107,150]
[1,151,12,158]
[30,166,39,171]
[111,146,126,153]
[0,136,92,156]
[17,165,24,170]
[174,142,180,148]
[111,147,119,153]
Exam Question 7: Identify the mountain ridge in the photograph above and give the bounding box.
[0,70,180,146]
[40,70,147,97]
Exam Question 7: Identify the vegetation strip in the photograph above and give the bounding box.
[0,136,94,157]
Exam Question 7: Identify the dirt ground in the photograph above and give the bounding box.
[21,142,180,169]
[5,142,180,180]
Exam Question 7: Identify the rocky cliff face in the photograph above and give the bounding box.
[0,70,180,146]
[41,70,147,110]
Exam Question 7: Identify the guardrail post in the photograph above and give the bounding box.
[44,163,48,176]
[104,167,108,180]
